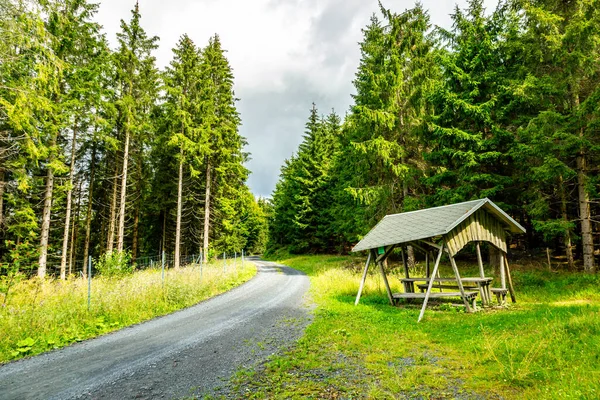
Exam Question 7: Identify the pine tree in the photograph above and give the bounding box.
[0,1,57,267]
[424,1,520,209]
[41,0,107,279]
[0,0,63,278]
[113,2,159,255]
[517,0,600,272]
[200,35,246,258]
[163,34,206,268]
[269,105,340,253]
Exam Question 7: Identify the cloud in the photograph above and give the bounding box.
[94,0,498,198]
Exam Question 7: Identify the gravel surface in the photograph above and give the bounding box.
[0,258,311,400]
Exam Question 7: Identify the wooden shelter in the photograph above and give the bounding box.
[352,198,525,322]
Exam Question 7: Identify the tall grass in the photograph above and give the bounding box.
[0,260,256,364]
[229,255,600,399]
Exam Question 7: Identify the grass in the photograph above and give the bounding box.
[0,259,256,364]
[226,254,600,399]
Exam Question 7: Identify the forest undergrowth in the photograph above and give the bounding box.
[0,260,256,364]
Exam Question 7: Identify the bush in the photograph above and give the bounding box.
[94,251,133,277]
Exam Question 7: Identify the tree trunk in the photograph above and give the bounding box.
[558,175,575,269]
[116,130,130,253]
[577,153,595,273]
[203,160,212,264]
[131,156,142,263]
[60,125,78,280]
[83,144,96,273]
[38,163,55,278]
[0,168,5,228]
[174,146,184,269]
[106,161,119,254]
[69,181,82,276]
[572,89,595,273]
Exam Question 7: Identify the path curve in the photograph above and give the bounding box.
[0,258,311,399]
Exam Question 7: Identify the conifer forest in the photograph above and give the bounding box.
[1,0,600,280]
[0,0,268,279]
[270,0,600,274]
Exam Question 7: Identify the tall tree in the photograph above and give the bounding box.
[44,0,106,279]
[518,0,600,272]
[424,1,520,208]
[0,0,59,273]
[270,105,340,253]
[163,34,206,268]
[201,35,246,259]
[113,2,159,254]
[346,4,435,220]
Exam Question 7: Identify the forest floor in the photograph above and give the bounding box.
[221,254,600,400]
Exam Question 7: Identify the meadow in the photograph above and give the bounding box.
[229,254,600,399]
[0,260,256,364]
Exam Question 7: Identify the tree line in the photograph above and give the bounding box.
[0,0,268,279]
[270,0,600,273]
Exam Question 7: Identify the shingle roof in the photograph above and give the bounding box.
[351,198,525,252]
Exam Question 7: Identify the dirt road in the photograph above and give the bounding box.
[0,259,311,399]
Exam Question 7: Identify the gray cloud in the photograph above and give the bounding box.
[95,0,498,198]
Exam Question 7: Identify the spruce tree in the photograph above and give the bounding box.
[200,34,246,257]
[424,1,519,208]
[113,2,159,254]
[0,0,58,272]
[163,34,206,268]
[517,0,600,272]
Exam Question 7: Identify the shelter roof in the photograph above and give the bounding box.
[351,198,525,252]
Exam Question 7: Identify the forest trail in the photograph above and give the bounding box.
[0,258,311,400]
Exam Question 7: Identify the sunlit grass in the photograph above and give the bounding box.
[0,260,256,364]
[228,254,600,399]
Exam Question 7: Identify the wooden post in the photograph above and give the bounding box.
[500,252,506,289]
[87,256,92,311]
[425,251,430,278]
[546,248,552,271]
[377,257,394,306]
[476,242,485,278]
[503,254,516,303]
[449,256,472,313]
[355,251,372,306]
[161,251,165,287]
[401,247,409,279]
[418,244,445,323]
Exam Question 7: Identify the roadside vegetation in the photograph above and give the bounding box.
[228,255,600,399]
[0,260,256,364]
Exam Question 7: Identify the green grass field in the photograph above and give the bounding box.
[0,260,256,364]
[229,254,600,399]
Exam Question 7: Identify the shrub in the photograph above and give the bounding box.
[94,251,133,277]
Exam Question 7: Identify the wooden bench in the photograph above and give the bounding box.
[491,288,508,305]
[401,277,494,306]
[416,283,478,292]
[393,291,479,310]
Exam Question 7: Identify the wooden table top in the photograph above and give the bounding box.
[400,277,493,283]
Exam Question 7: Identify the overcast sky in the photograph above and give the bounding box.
[94,0,497,198]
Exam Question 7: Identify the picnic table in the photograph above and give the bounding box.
[399,277,494,306]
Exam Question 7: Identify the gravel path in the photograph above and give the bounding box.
[0,258,311,400]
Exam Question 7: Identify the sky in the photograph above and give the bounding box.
[94,0,497,198]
